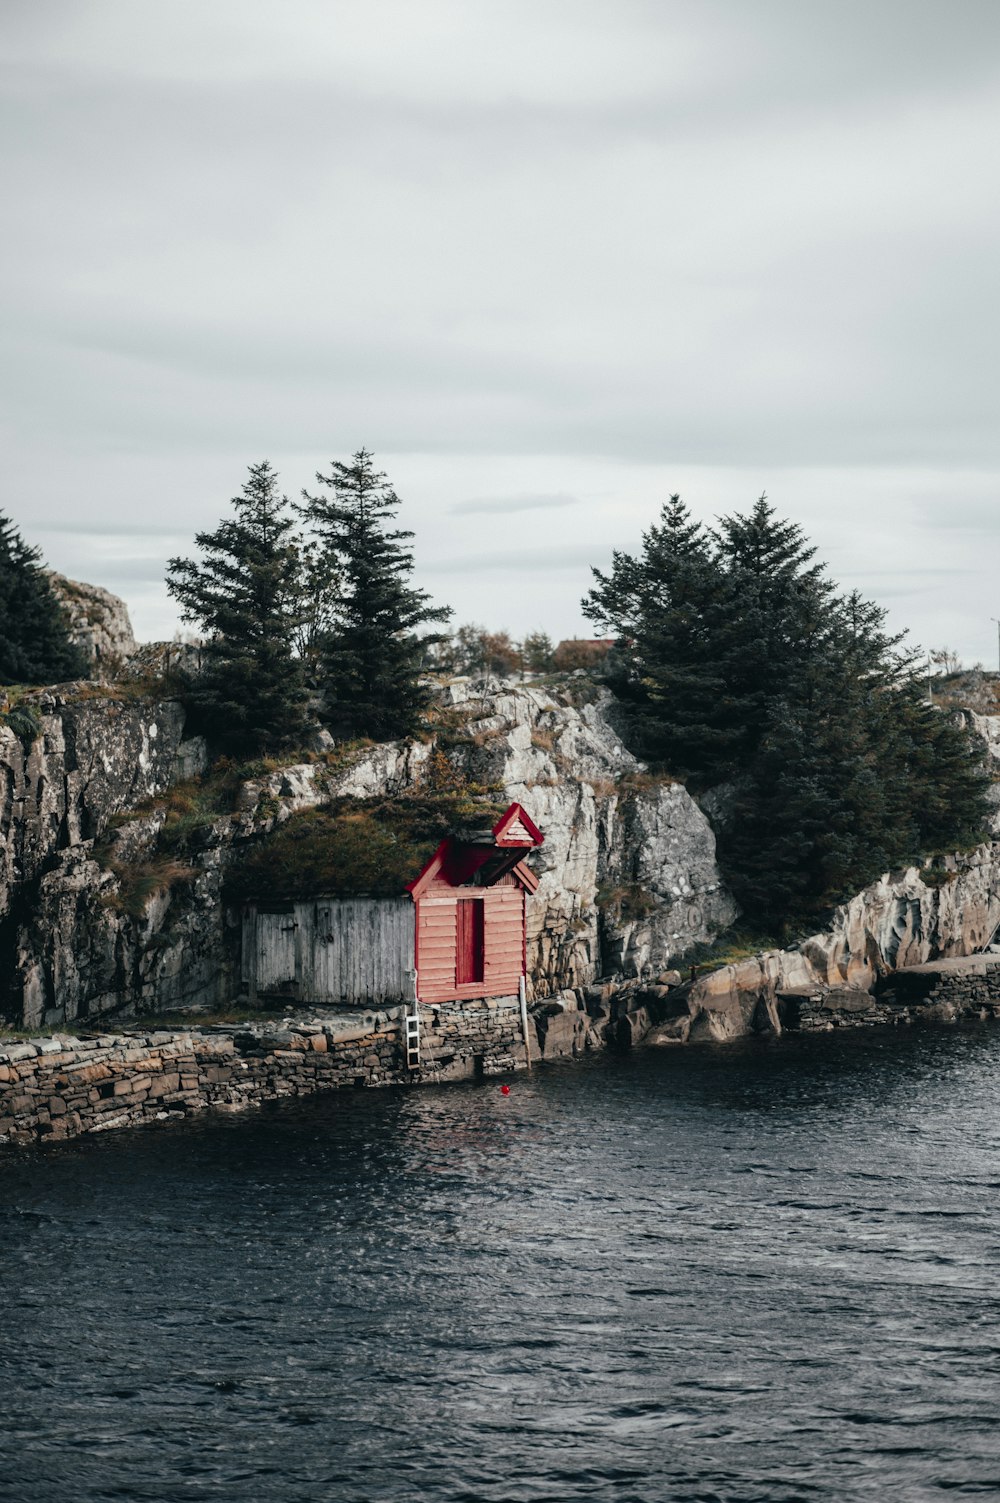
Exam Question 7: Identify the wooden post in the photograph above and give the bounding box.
[246,902,258,1005]
[519,974,532,1072]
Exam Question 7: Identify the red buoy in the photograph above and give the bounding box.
[500,1084,511,1095]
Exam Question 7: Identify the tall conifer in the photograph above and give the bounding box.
[166,461,308,753]
[300,450,451,739]
[584,495,989,931]
[586,495,736,780]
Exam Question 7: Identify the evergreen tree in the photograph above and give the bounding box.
[708,495,835,770]
[584,495,990,932]
[300,450,451,739]
[166,461,308,754]
[0,512,88,685]
[522,630,555,672]
[585,495,737,780]
[291,536,341,687]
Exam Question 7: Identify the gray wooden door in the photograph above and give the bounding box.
[254,909,299,995]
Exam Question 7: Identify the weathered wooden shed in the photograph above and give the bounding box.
[241,803,543,1009]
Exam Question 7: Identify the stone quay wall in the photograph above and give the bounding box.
[6,962,1000,1146]
[873,956,1000,1025]
[0,995,544,1146]
[754,956,1000,1035]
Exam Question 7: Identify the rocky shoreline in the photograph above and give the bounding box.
[5,951,1000,1147]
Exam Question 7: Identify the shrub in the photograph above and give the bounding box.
[596,883,658,923]
[0,704,42,748]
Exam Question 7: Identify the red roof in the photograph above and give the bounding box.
[407,802,543,899]
[492,803,545,847]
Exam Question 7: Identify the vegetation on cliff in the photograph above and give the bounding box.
[0,512,87,685]
[226,785,506,903]
[585,495,991,928]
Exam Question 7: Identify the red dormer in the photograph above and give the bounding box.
[406,802,544,1004]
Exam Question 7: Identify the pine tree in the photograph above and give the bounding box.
[0,512,88,685]
[708,495,835,771]
[522,631,555,672]
[585,495,737,780]
[584,495,990,931]
[166,461,308,754]
[300,450,451,739]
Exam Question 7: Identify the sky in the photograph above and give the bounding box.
[3,0,1000,662]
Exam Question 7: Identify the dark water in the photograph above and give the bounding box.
[4,1030,1000,1502]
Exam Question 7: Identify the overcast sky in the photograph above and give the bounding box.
[3,0,1000,661]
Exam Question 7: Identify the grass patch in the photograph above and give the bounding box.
[0,703,42,748]
[677,927,783,976]
[227,788,507,903]
[921,864,959,888]
[319,738,376,774]
[102,857,197,919]
[63,674,185,703]
[616,768,682,795]
[596,883,658,923]
[107,754,311,853]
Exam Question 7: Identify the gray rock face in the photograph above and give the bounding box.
[47,574,137,676]
[1,680,737,1027]
[0,692,187,920]
[0,693,198,1028]
[433,680,736,995]
[682,843,1000,1041]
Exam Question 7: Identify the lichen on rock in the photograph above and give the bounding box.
[47,574,137,678]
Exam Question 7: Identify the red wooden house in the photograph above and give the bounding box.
[406,803,544,1005]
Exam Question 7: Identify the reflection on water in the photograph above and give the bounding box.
[4,1028,1000,1501]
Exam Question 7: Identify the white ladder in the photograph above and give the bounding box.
[404,1010,421,1070]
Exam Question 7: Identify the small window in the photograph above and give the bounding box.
[456,899,485,985]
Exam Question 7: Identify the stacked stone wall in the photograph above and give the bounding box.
[0,996,548,1146]
[0,978,660,1147]
[877,959,1000,1025]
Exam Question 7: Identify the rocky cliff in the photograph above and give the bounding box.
[0,689,204,1025]
[0,678,735,1029]
[5,670,999,1043]
[663,843,1000,1043]
[433,679,737,991]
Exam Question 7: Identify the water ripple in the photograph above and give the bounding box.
[4,1027,1000,1500]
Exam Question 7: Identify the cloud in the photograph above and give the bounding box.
[4,2,1000,661]
[450,493,578,516]
[428,543,614,575]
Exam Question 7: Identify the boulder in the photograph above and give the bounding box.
[47,574,136,677]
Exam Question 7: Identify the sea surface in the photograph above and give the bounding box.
[3,1027,1000,1502]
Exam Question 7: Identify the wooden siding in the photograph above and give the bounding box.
[417,885,525,1004]
[246,907,298,995]
[244,898,415,1006]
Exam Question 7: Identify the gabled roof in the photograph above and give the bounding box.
[407,802,544,899]
[492,803,544,848]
